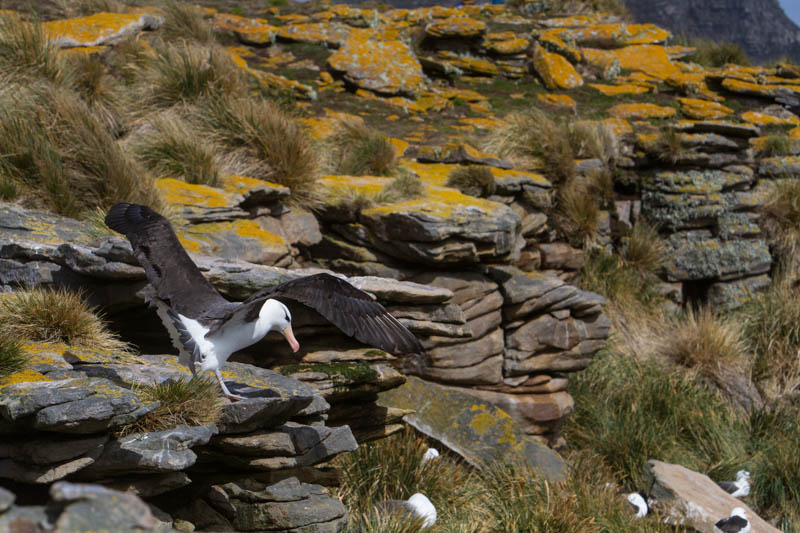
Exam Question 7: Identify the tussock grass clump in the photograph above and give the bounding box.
[446,166,496,198]
[384,169,424,200]
[202,95,319,205]
[569,120,619,167]
[55,0,127,17]
[566,351,747,489]
[65,53,121,132]
[738,280,800,400]
[581,252,660,310]
[133,113,221,186]
[0,82,165,216]
[159,1,215,44]
[481,110,575,183]
[622,221,665,273]
[0,287,132,354]
[119,375,224,436]
[652,127,683,163]
[684,38,750,68]
[554,178,600,246]
[0,331,25,379]
[759,134,792,157]
[0,12,66,83]
[328,186,394,213]
[760,179,800,268]
[137,43,245,108]
[324,119,398,177]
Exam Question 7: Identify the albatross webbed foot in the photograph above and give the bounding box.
[215,370,246,402]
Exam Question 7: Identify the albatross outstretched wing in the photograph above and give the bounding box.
[105,203,231,319]
[213,273,425,355]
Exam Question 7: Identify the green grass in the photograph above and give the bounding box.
[623,221,665,273]
[759,134,793,157]
[324,119,398,177]
[0,287,132,355]
[0,331,25,379]
[681,38,750,68]
[384,168,424,200]
[158,0,216,45]
[0,12,66,83]
[133,112,221,186]
[119,375,224,436]
[760,179,800,269]
[553,178,600,247]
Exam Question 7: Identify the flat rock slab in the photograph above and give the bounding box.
[645,460,778,533]
[380,376,566,480]
[217,396,314,434]
[44,11,163,48]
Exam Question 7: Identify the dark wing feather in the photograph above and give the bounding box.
[224,273,424,355]
[105,203,229,319]
[716,481,737,494]
[715,516,748,533]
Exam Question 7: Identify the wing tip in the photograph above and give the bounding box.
[105,203,160,235]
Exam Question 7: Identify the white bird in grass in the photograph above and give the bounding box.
[626,492,648,517]
[422,447,440,464]
[717,470,751,499]
[715,507,750,533]
[375,493,437,529]
[105,203,424,401]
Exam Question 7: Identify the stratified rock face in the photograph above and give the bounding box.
[644,460,779,533]
[623,0,800,63]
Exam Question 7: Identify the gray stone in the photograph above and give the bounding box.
[0,486,13,513]
[464,388,574,435]
[759,155,800,177]
[707,274,771,310]
[386,303,466,324]
[663,234,772,281]
[398,318,471,338]
[350,276,453,304]
[80,425,217,476]
[0,379,93,422]
[415,353,502,386]
[679,133,741,152]
[644,460,778,533]
[380,376,566,479]
[218,396,315,434]
[106,472,193,498]
[538,243,585,270]
[278,209,322,247]
[675,120,761,138]
[487,265,565,305]
[503,285,578,321]
[0,454,98,483]
[427,329,504,368]
[0,434,107,464]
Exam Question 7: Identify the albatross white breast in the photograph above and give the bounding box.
[106,202,424,401]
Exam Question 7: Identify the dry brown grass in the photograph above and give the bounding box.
[119,375,224,436]
[132,112,221,186]
[481,110,575,183]
[323,119,398,177]
[0,330,25,379]
[0,287,133,355]
[554,178,600,246]
[569,120,619,167]
[64,52,122,133]
[761,179,800,270]
[384,168,424,200]
[201,95,320,206]
[623,221,666,273]
[0,12,67,83]
[446,166,496,198]
[158,0,215,44]
[652,127,683,163]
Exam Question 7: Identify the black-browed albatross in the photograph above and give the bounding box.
[105,203,424,401]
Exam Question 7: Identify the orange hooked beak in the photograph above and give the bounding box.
[283,325,300,352]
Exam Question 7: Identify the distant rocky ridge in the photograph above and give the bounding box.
[623,0,800,63]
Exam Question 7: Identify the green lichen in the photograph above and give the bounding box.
[279,361,379,384]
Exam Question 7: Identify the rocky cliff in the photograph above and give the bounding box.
[623,0,800,63]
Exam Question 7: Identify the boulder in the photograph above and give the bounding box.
[380,376,566,479]
[532,44,583,90]
[44,11,163,48]
[644,460,779,533]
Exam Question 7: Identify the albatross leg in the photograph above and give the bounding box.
[215,369,246,402]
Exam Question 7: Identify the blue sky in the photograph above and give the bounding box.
[779,0,800,26]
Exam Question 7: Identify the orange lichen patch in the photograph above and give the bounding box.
[588,83,649,96]
[439,87,487,103]
[741,111,800,126]
[436,51,498,76]
[318,71,335,85]
[621,24,670,45]
[399,160,462,187]
[363,183,508,220]
[416,92,452,112]
[492,167,551,187]
[608,103,676,120]
[532,44,583,90]
[790,127,800,141]
[619,71,661,86]
[44,11,162,48]
[536,31,582,64]
[223,174,288,196]
[425,17,486,38]
[263,51,296,67]
[484,36,529,55]
[611,44,681,80]
[156,177,234,209]
[460,117,507,130]
[276,22,353,47]
[677,97,733,120]
[58,45,106,58]
[537,93,577,111]
[188,219,286,245]
[510,93,525,99]
[664,71,719,100]
[319,175,391,200]
[0,369,55,388]
[721,78,800,98]
[213,13,276,45]
[451,124,474,132]
[665,45,696,59]
[603,117,633,137]
[275,13,309,24]
[226,47,316,99]
[467,102,491,114]
[388,137,410,157]
[540,15,597,27]
[328,36,426,96]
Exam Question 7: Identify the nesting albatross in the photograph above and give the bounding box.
[105,203,424,400]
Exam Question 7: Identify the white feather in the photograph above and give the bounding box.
[407,493,436,528]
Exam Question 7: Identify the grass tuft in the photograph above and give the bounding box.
[581,251,661,312]
[201,95,319,206]
[569,120,619,167]
[0,331,26,379]
[481,110,575,183]
[759,134,792,157]
[682,38,750,68]
[554,178,600,246]
[622,221,665,273]
[760,179,800,269]
[324,119,398,177]
[119,375,224,436]
[384,168,424,200]
[0,12,66,83]
[159,0,216,44]
[133,112,221,186]
[446,166,496,198]
[0,287,132,354]
[652,127,683,163]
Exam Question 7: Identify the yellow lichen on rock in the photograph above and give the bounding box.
[425,17,486,38]
[537,93,577,111]
[536,30,582,63]
[436,51,499,76]
[363,183,508,220]
[213,12,276,45]
[721,78,800,98]
[44,11,162,48]
[588,83,649,96]
[741,111,800,126]
[156,177,233,209]
[677,97,733,120]
[608,103,676,120]
[0,369,55,388]
[483,36,529,55]
[603,117,633,137]
[532,44,583,90]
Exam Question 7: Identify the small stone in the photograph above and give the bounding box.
[532,44,583,90]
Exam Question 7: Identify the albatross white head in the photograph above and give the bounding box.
[259,299,300,352]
